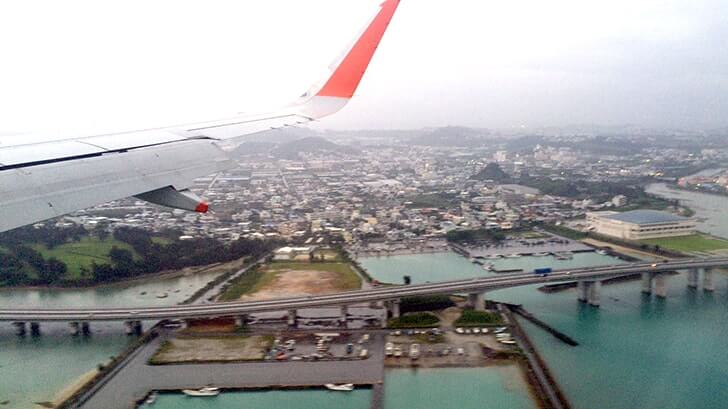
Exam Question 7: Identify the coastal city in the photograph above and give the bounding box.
[2,125,728,409]
[2,0,728,408]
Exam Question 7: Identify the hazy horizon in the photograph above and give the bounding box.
[1,0,727,135]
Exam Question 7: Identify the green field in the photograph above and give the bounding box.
[640,234,728,253]
[219,261,362,301]
[31,237,139,279]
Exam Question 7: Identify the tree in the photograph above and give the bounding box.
[37,258,67,284]
[109,246,135,277]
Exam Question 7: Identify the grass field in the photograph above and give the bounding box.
[219,261,362,301]
[31,237,139,279]
[640,234,728,253]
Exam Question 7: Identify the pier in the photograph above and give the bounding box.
[505,304,579,346]
[499,304,573,409]
[66,329,386,409]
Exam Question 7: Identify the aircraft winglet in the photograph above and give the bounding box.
[316,0,400,98]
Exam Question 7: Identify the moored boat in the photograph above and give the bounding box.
[182,386,220,397]
[325,383,354,391]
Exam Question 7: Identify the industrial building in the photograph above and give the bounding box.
[586,210,696,240]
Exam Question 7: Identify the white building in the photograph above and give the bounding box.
[587,210,696,240]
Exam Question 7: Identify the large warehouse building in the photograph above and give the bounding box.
[586,210,696,240]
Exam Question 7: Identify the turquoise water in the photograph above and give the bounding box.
[384,367,534,409]
[0,270,224,409]
[139,388,371,409]
[361,251,728,409]
[492,277,728,409]
[359,251,621,284]
[138,367,534,409]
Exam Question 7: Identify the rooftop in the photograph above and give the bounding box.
[604,210,688,225]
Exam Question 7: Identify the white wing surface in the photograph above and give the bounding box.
[0,0,401,233]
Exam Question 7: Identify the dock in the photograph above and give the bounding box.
[498,304,573,409]
[505,303,579,346]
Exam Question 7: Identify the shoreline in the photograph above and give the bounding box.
[41,369,98,408]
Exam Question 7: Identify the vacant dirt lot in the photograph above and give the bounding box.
[150,335,272,364]
[239,269,345,301]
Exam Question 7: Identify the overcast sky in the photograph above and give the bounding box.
[1,0,727,135]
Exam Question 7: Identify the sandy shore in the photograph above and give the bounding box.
[42,369,98,408]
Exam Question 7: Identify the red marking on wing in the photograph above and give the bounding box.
[316,0,400,98]
[195,202,209,213]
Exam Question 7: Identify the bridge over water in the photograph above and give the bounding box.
[2,257,725,335]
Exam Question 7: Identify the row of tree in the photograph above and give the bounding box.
[0,226,278,286]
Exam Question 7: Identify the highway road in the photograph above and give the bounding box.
[1,257,725,322]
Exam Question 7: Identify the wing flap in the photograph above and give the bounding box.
[0,140,233,232]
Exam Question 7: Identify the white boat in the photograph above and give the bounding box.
[533,252,549,257]
[505,254,521,258]
[486,254,502,259]
[145,391,157,405]
[499,339,517,345]
[325,383,354,391]
[482,263,494,271]
[156,293,168,299]
[182,387,220,397]
[493,327,507,334]
[596,249,608,255]
[554,252,573,260]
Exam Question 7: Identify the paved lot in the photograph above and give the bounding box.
[77,330,385,409]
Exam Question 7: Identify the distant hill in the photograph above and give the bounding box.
[272,136,358,159]
[408,126,492,147]
[470,163,511,182]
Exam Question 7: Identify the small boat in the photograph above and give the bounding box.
[156,293,168,299]
[533,252,549,257]
[596,249,608,255]
[554,252,573,260]
[139,291,147,295]
[480,328,489,334]
[182,386,220,397]
[505,254,521,258]
[325,383,354,391]
[486,254,502,259]
[493,327,507,334]
[499,339,517,345]
[482,263,494,271]
[496,333,511,338]
[145,391,157,405]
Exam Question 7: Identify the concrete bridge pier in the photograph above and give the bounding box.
[29,322,41,336]
[577,281,589,302]
[467,292,486,311]
[339,305,348,328]
[385,299,401,319]
[12,322,26,336]
[587,281,601,307]
[703,268,715,292]
[687,268,699,289]
[654,274,668,298]
[235,314,250,327]
[641,273,653,294]
[124,320,142,336]
[287,309,297,327]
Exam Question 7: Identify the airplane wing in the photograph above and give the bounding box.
[0,0,401,233]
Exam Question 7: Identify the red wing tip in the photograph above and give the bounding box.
[195,202,209,213]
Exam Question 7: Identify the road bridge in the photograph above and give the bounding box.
[2,257,726,334]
